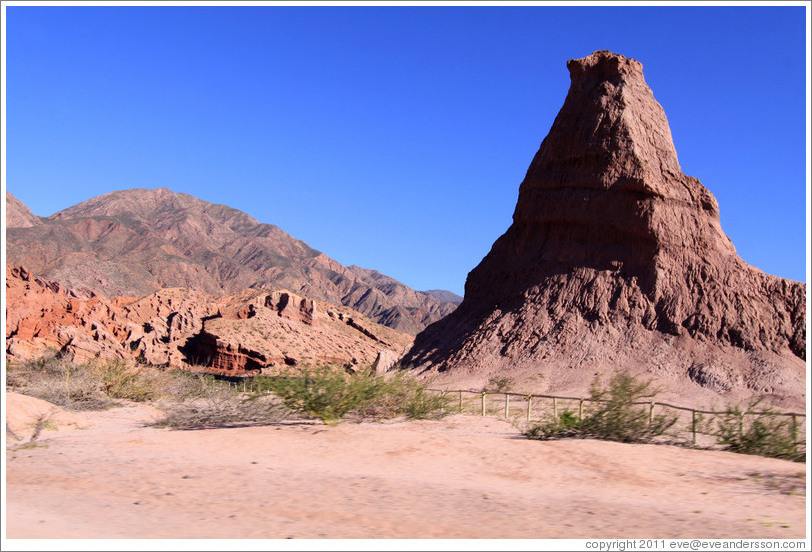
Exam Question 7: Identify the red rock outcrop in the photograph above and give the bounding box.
[186,289,412,375]
[5,266,128,363]
[401,51,806,409]
[6,266,412,376]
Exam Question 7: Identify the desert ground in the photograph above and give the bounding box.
[4,393,807,540]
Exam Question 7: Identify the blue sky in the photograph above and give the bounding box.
[4,3,809,296]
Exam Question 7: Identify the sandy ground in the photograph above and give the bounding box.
[4,395,808,540]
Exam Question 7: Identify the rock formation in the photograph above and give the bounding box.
[6,188,456,335]
[6,265,412,375]
[401,51,806,409]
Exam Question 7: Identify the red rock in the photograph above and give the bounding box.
[6,266,413,376]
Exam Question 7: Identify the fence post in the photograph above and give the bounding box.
[649,401,655,425]
[481,392,486,417]
[692,410,697,444]
[579,398,584,421]
[527,395,532,422]
[459,390,463,413]
[553,397,558,420]
[791,415,798,446]
[504,393,510,418]
[243,380,246,393]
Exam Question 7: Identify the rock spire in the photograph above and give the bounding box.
[401,51,805,408]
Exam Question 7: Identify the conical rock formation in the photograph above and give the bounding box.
[401,51,806,409]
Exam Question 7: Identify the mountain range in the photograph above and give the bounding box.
[6,188,458,336]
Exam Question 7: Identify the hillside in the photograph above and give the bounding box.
[5,192,42,229]
[6,188,457,335]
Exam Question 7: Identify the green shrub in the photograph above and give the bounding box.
[402,384,452,420]
[524,410,584,440]
[259,364,450,423]
[524,372,677,443]
[486,376,514,393]
[713,400,805,462]
[89,358,163,402]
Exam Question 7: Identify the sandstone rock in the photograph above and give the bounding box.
[371,350,399,374]
[401,51,806,409]
[6,265,413,378]
[182,292,413,376]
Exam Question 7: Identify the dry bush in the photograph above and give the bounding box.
[8,354,119,410]
[153,374,290,429]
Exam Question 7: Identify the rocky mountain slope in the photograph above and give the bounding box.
[6,188,457,335]
[6,265,412,374]
[401,51,806,409]
[5,192,42,229]
[423,289,464,305]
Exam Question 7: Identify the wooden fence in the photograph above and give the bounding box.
[221,377,805,450]
[427,388,807,448]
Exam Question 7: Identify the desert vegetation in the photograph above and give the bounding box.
[6,354,804,461]
[6,352,289,428]
[7,352,165,410]
[707,400,805,462]
[6,353,450,428]
[523,373,678,443]
[248,364,451,423]
[522,372,805,463]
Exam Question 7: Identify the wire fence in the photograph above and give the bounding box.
[427,388,807,449]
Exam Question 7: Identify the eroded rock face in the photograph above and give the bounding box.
[187,291,413,375]
[401,51,806,409]
[6,266,413,375]
[5,266,129,363]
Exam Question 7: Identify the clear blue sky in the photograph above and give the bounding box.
[4,3,809,296]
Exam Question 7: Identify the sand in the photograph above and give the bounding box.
[4,396,807,540]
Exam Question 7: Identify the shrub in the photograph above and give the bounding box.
[712,400,805,462]
[524,372,677,443]
[259,364,450,423]
[154,375,290,429]
[401,384,452,420]
[10,354,197,411]
[9,354,119,410]
[88,358,164,402]
[524,410,584,440]
[486,376,514,393]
